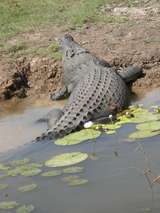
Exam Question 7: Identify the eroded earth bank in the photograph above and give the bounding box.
[0,0,160,105]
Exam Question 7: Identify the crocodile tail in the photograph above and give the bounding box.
[33,130,55,143]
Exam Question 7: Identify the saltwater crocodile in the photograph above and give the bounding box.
[50,34,143,100]
[37,35,143,140]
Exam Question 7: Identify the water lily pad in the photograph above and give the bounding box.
[21,168,42,177]
[7,163,43,177]
[136,121,160,131]
[0,201,19,209]
[55,129,101,146]
[0,164,10,171]
[62,175,88,186]
[68,178,88,186]
[102,123,121,130]
[16,204,34,213]
[106,130,116,135]
[130,113,160,123]
[118,106,160,124]
[62,175,79,182]
[63,166,83,174]
[41,170,62,177]
[45,152,88,168]
[18,184,37,192]
[7,168,20,177]
[10,159,30,166]
[27,163,43,168]
[0,183,8,190]
[129,130,160,140]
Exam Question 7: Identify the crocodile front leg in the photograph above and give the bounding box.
[50,86,69,100]
[50,83,76,100]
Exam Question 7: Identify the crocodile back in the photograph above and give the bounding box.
[61,34,110,88]
[52,66,129,137]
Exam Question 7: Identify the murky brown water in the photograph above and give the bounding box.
[0,97,65,152]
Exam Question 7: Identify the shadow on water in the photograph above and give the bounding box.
[0,89,160,213]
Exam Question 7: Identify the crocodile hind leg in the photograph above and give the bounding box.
[47,108,64,128]
[36,108,63,125]
[35,108,63,142]
[117,66,144,84]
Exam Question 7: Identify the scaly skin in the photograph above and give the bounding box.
[36,35,143,140]
[48,65,129,138]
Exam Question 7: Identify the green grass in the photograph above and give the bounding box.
[0,0,137,59]
[0,0,134,40]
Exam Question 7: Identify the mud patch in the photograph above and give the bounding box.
[0,0,160,101]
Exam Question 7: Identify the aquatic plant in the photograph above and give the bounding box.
[55,129,101,146]
[41,170,62,177]
[63,166,84,174]
[62,175,88,186]
[0,201,19,209]
[7,163,43,177]
[136,121,160,132]
[45,152,88,167]
[18,184,37,192]
[129,130,160,140]
[10,158,30,166]
[0,183,8,190]
[0,164,10,171]
[16,204,34,213]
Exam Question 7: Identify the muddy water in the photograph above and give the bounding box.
[0,98,65,152]
[0,89,160,213]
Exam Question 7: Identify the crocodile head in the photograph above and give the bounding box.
[59,34,88,58]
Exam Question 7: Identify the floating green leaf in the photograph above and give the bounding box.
[7,163,43,177]
[118,106,160,124]
[106,130,116,135]
[0,183,8,190]
[21,168,42,177]
[55,129,101,146]
[16,204,34,213]
[18,184,37,192]
[0,201,19,209]
[41,170,62,177]
[129,130,160,140]
[93,123,121,130]
[68,178,88,186]
[62,175,88,186]
[26,163,43,168]
[63,166,83,174]
[7,168,20,177]
[10,159,30,166]
[45,152,88,167]
[136,121,160,131]
[102,123,121,130]
[62,175,79,182]
[0,164,10,171]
